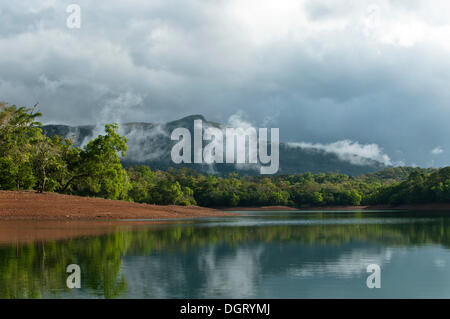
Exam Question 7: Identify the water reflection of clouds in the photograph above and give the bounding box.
[287,248,393,278]
[121,256,188,298]
[121,244,395,298]
[197,245,265,298]
[434,258,446,268]
[121,245,266,298]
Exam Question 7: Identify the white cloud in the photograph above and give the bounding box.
[287,140,393,166]
[431,146,444,155]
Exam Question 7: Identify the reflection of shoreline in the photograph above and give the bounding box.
[0,213,409,246]
[220,203,450,211]
[0,220,177,245]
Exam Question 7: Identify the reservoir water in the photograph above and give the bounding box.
[2,210,450,298]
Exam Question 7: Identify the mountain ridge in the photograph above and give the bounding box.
[42,115,387,176]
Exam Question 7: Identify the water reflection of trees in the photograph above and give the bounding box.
[2,215,450,298]
[0,232,128,299]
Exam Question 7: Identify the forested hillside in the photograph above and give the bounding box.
[1,102,448,208]
[42,115,385,176]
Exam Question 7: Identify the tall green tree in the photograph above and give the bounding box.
[0,102,42,190]
[31,135,71,193]
[62,123,130,200]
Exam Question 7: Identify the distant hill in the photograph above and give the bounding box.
[359,166,437,184]
[42,115,387,176]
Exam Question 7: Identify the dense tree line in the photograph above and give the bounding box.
[367,168,450,205]
[0,103,448,207]
[125,166,448,207]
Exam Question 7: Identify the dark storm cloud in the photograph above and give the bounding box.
[0,0,449,167]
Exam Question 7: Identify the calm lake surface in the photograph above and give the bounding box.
[2,210,450,298]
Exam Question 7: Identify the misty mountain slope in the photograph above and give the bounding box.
[42,115,386,176]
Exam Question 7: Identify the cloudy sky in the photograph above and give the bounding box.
[1,0,449,167]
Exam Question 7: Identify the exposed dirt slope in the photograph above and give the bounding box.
[0,191,230,220]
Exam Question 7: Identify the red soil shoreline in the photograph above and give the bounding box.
[0,191,233,221]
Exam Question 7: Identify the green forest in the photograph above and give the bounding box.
[1,102,449,208]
